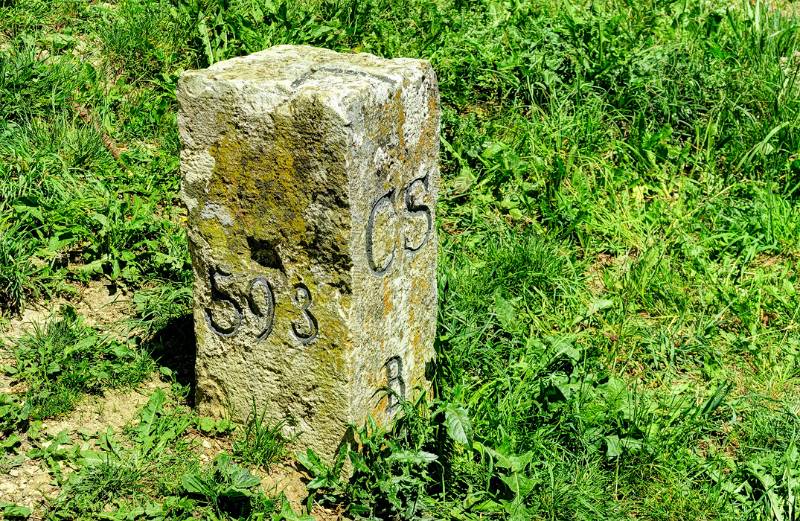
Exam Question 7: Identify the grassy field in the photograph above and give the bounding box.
[1,0,800,519]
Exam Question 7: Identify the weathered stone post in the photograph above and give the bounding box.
[177,45,439,460]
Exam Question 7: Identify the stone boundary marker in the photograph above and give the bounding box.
[178,45,440,461]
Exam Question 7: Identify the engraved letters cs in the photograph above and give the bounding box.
[204,268,317,344]
[366,173,433,275]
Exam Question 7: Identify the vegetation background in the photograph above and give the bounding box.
[1,0,800,519]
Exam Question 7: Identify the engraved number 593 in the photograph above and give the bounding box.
[205,267,318,345]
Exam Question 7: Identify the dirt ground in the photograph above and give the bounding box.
[0,377,168,514]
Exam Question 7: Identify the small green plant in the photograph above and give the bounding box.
[181,453,263,518]
[128,389,192,458]
[0,502,32,520]
[232,400,290,469]
[298,393,444,520]
[27,429,72,484]
[0,392,30,435]
[196,415,235,436]
[296,445,348,496]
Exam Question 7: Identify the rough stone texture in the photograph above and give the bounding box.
[177,45,439,461]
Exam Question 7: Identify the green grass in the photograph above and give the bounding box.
[233,400,291,470]
[2,306,154,430]
[1,0,800,518]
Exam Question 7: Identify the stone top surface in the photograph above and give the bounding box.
[180,45,422,95]
[177,43,436,162]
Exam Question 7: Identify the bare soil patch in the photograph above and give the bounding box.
[1,280,134,342]
[0,376,167,517]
